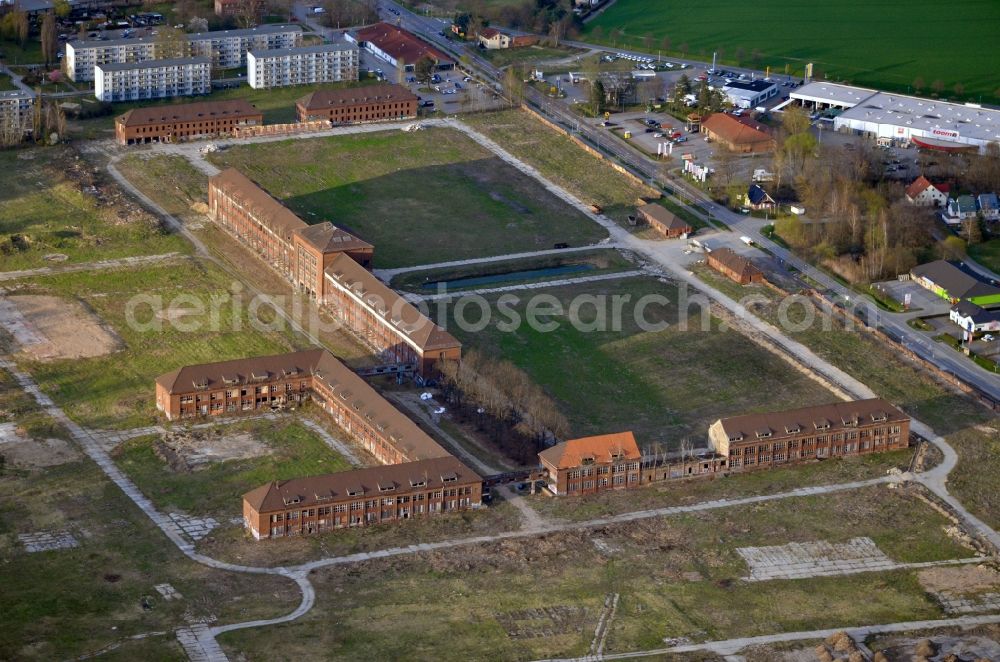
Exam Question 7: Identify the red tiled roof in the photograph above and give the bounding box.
[297,83,417,111]
[479,27,502,39]
[702,113,774,146]
[355,22,453,66]
[118,99,261,127]
[538,432,641,470]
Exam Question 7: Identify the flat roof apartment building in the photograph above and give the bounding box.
[188,24,302,69]
[115,99,263,145]
[708,399,910,471]
[155,348,452,465]
[66,35,158,82]
[247,42,359,89]
[539,431,642,496]
[296,83,417,124]
[0,90,34,136]
[95,57,212,102]
[243,456,481,539]
[208,168,373,297]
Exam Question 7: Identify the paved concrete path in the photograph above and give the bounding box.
[374,243,622,280]
[0,252,184,282]
[538,613,1000,660]
[409,269,646,302]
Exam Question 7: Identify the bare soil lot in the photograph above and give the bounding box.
[0,421,82,469]
[0,294,121,361]
[157,428,273,471]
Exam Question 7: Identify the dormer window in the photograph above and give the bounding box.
[192,379,208,390]
[580,456,595,466]
[222,374,239,385]
[441,473,457,483]
[871,412,887,422]
[345,486,363,497]
[814,419,830,430]
[755,428,772,439]
[283,495,302,506]
[409,478,426,488]
[785,424,801,434]
[251,370,269,381]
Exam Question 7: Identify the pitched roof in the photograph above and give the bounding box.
[977,192,999,210]
[354,22,453,66]
[951,300,1000,325]
[708,247,763,280]
[295,221,372,254]
[702,113,773,146]
[155,348,450,461]
[746,183,774,205]
[637,203,692,231]
[297,83,417,111]
[479,27,503,39]
[210,168,307,243]
[912,260,1000,300]
[950,194,977,213]
[324,253,460,352]
[905,175,933,199]
[713,399,908,443]
[243,456,479,513]
[538,431,641,470]
[118,99,261,127]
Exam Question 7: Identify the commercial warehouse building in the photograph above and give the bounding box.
[296,83,418,124]
[722,79,778,109]
[95,57,212,102]
[910,260,1000,306]
[349,22,454,71]
[791,81,1000,154]
[247,42,359,89]
[539,432,642,496]
[0,90,33,136]
[708,399,910,470]
[114,99,263,145]
[243,456,481,539]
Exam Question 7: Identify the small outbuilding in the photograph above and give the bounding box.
[707,247,764,285]
[636,203,693,238]
[744,184,776,211]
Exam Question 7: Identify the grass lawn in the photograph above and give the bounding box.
[464,110,659,228]
[969,237,1000,276]
[391,248,637,292]
[0,73,17,91]
[13,259,303,430]
[0,391,299,660]
[113,418,353,519]
[480,45,584,68]
[0,37,44,65]
[0,147,190,271]
[207,127,607,268]
[441,275,835,447]
[586,0,1000,104]
[218,486,958,660]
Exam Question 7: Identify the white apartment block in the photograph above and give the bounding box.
[247,43,358,89]
[65,36,158,82]
[66,25,302,82]
[0,90,34,135]
[95,57,212,103]
[188,24,303,69]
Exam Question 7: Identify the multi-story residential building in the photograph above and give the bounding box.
[114,99,263,145]
[296,83,418,124]
[95,57,212,102]
[155,348,452,465]
[0,90,34,137]
[67,25,302,82]
[539,432,642,496]
[242,456,482,540]
[65,35,158,82]
[188,24,302,69]
[207,167,373,294]
[708,399,910,471]
[323,252,461,375]
[207,168,459,375]
[247,42,359,89]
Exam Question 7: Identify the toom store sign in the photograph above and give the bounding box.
[931,128,960,139]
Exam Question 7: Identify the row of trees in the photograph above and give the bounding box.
[320,0,378,30]
[437,351,569,464]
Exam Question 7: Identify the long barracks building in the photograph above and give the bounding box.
[115,99,263,145]
[207,168,459,375]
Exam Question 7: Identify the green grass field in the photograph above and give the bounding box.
[218,486,961,660]
[969,237,1000,276]
[114,419,352,519]
[207,127,607,268]
[442,275,835,446]
[0,147,190,272]
[586,0,1000,103]
[13,259,302,429]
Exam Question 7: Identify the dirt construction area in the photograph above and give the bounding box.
[0,295,121,361]
[156,428,272,471]
[0,421,82,468]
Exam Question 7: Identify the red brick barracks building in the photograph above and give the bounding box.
[539,432,642,496]
[243,456,480,539]
[296,83,418,124]
[115,99,263,146]
[156,348,451,465]
[708,398,909,470]
[208,168,460,374]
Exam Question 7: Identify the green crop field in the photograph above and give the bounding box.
[208,127,608,268]
[586,0,1000,102]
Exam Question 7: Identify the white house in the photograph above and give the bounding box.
[904,176,949,207]
[950,300,1000,336]
[943,195,978,225]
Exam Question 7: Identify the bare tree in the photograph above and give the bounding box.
[155,25,189,59]
[912,76,925,94]
[40,12,57,67]
[233,0,265,28]
[14,10,29,47]
[953,82,965,98]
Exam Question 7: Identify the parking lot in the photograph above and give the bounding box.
[872,278,952,315]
